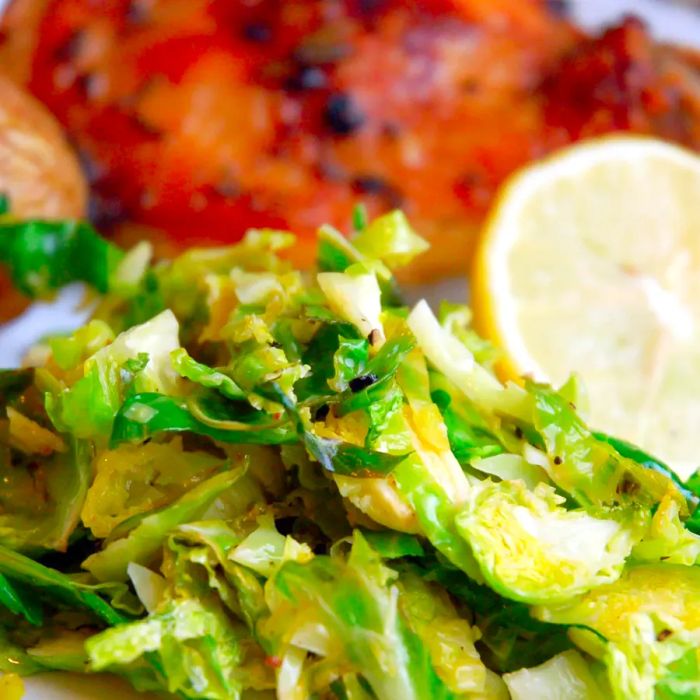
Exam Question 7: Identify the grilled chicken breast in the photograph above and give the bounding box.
[0,0,699,281]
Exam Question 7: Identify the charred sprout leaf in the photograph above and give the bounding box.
[529,382,682,511]
[0,219,123,297]
[594,432,697,511]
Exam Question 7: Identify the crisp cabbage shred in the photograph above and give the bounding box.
[0,211,699,699]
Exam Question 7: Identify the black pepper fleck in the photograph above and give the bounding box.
[76,148,105,185]
[617,474,640,496]
[294,41,351,66]
[382,122,401,139]
[324,93,365,136]
[352,175,403,207]
[553,456,562,465]
[352,175,390,195]
[54,29,85,62]
[356,0,388,15]
[545,0,570,17]
[76,73,102,100]
[349,373,378,392]
[88,193,128,228]
[286,65,328,92]
[314,404,330,421]
[243,22,272,43]
[126,0,151,24]
[213,179,241,199]
[657,629,672,642]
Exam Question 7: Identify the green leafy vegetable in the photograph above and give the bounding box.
[529,383,681,511]
[0,439,91,553]
[87,597,247,699]
[455,480,639,604]
[111,393,294,447]
[351,210,429,269]
[171,348,245,399]
[83,468,246,582]
[0,219,123,296]
[0,545,127,625]
[261,532,455,700]
[0,211,697,699]
[0,572,43,625]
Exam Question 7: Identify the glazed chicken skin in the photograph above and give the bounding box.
[1,0,700,280]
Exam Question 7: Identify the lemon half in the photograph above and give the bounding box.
[473,136,700,480]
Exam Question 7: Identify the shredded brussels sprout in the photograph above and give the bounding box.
[0,210,697,699]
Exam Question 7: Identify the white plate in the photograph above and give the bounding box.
[4,1,700,698]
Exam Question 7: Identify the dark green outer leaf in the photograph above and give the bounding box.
[337,334,415,415]
[302,429,407,476]
[360,531,424,559]
[0,220,123,297]
[417,560,573,673]
[0,369,33,406]
[111,392,295,447]
[0,572,43,625]
[0,545,127,626]
[276,386,408,477]
[295,323,361,403]
[331,336,369,392]
[318,239,353,273]
[431,388,503,463]
[171,348,245,400]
